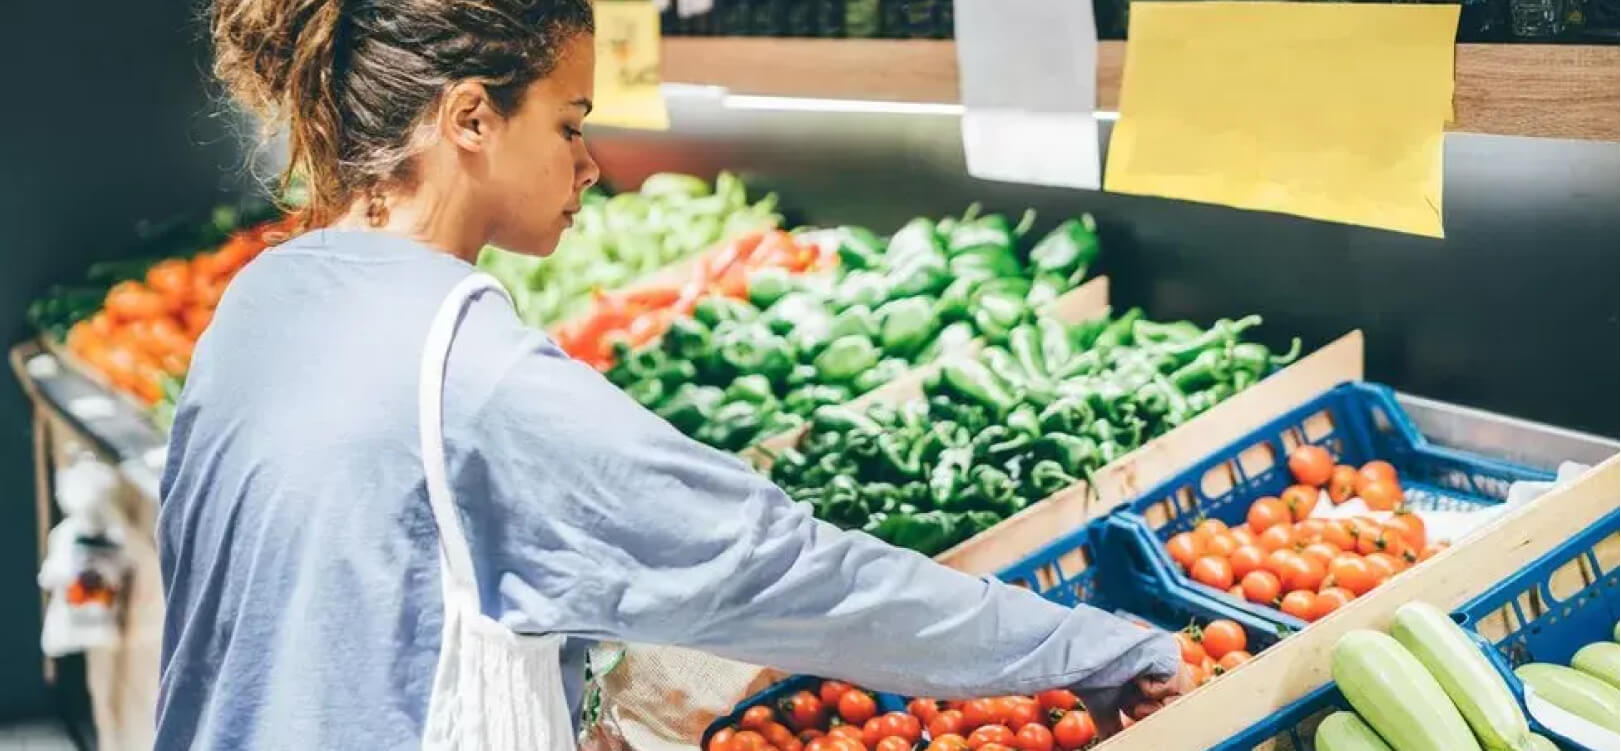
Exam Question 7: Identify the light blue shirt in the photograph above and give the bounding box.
[156,229,1178,750]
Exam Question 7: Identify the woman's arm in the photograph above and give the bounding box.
[450,318,1180,702]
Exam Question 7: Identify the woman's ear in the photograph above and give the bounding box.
[441,81,498,151]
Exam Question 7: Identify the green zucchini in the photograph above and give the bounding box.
[1333,630,1484,751]
[1390,602,1535,751]
[1527,733,1558,751]
[1314,711,1393,751]
[1572,642,1621,687]
[1516,663,1621,729]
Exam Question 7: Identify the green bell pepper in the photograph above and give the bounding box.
[835,226,885,270]
[692,296,757,329]
[914,321,976,364]
[785,385,853,415]
[746,267,794,310]
[934,277,981,323]
[852,357,911,394]
[831,271,892,311]
[725,374,776,405]
[663,316,712,361]
[949,244,1023,282]
[655,384,726,434]
[1028,216,1100,285]
[938,359,1023,415]
[884,252,951,299]
[970,289,1029,345]
[814,335,882,384]
[829,305,880,340]
[885,217,945,269]
[947,214,1014,257]
[876,296,941,359]
[871,511,960,557]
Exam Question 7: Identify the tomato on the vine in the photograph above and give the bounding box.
[783,691,824,731]
[1051,711,1097,751]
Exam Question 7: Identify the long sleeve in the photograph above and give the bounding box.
[447,309,1180,700]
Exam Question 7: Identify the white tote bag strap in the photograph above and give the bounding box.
[418,272,511,609]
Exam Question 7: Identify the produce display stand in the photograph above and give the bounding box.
[9,340,164,751]
[1093,456,1620,751]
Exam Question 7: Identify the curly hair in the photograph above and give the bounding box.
[212,0,594,224]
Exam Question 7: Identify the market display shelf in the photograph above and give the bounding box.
[1113,381,1554,630]
[1209,508,1620,751]
[658,38,1620,141]
[997,513,1285,655]
[1090,458,1617,750]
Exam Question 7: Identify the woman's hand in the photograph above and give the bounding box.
[1079,662,1196,738]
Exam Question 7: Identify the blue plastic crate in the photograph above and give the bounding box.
[1210,509,1618,751]
[996,514,1286,662]
[702,675,907,747]
[1113,381,1554,630]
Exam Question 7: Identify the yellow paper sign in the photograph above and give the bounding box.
[1104,3,1458,237]
[592,0,670,130]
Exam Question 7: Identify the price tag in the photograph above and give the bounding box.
[593,0,671,131]
[1104,2,1458,237]
[953,0,1102,190]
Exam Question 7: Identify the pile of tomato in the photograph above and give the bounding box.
[1163,446,1446,622]
[1168,618,1252,685]
[707,682,1111,751]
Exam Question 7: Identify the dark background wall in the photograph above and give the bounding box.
[0,0,252,721]
[0,0,1616,725]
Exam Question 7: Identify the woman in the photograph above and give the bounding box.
[158,1,1189,748]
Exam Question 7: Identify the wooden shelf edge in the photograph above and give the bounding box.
[662,37,1619,141]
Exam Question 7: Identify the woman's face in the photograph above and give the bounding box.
[482,33,600,257]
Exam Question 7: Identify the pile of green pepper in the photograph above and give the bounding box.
[766,309,1301,557]
[479,172,781,327]
[603,207,1103,451]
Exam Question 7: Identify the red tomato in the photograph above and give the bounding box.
[1229,545,1266,580]
[908,697,943,726]
[820,681,853,707]
[1280,590,1318,621]
[1002,698,1040,730]
[960,699,999,731]
[1301,542,1341,569]
[1289,445,1335,487]
[877,737,912,751]
[1217,650,1253,673]
[1281,555,1327,593]
[1328,555,1379,596]
[1229,527,1257,547]
[827,726,865,745]
[1357,460,1399,490]
[1165,532,1204,572]
[1192,518,1229,542]
[709,727,737,751]
[798,730,826,743]
[1295,519,1328,545]
[1190,556,1235,590]
[784,691,825,731]
[1386,511,1427,551]
[878,713,922,744]
[730,730,771,751]
[1205,533,1240,559]
[1281,484,1320,522]
[1174,631,1208,664]
[1323,520,1358,551]
[824,738,866,751]
[1035,689,1079,713]
[741,706,776,731]
[838,691,879,725]
[967,725,1016,750]
[1201,619,1248,660]
[1051,711,1097,751]
[979,745,1016,751]
[1013,723,1055,751]
[1365,553,1402,579]
[764,723,798,750]
[1258,524,1296,553]
[926,734,971,751]
[1241,570,1282,604]
[928,710,967,739]
[1313,587,1355,620]
[1360,480,1403,512]
[1328,465,1358,504]
[1264,549,1302,579]
[861,718,887,748]
[1247,497,1291,533]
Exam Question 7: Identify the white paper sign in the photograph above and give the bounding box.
[953,0,1101,189]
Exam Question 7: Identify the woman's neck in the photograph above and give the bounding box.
[328,186,489,263]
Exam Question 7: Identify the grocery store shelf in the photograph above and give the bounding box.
[662,38,1619,141]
